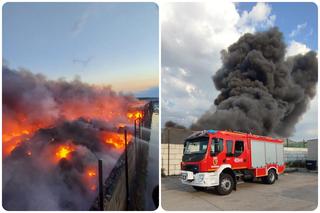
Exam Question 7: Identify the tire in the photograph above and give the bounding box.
[262,169,277,184]
[192,186,205,191]
[216,173,234,195]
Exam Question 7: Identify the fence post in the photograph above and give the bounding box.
[167,129,170,176]
[98,159,104,211]
[124,128,129,210]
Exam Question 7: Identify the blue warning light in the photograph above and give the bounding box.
[207,129,217,134]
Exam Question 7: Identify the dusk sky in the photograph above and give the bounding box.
[3,2,159,94]
[162,2,317,141]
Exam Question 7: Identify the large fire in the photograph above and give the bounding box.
[2,66,146,210]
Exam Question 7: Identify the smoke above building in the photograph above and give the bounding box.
[191,28,317,137]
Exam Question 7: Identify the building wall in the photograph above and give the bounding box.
[307,139,318,161]
[162,144,184,175]
[161,128,193,176]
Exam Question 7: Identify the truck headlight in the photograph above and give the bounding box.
[197,174,205,182]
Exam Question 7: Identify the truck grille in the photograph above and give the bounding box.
[182,164,199,174]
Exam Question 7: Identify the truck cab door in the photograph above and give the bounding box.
[225,140,247,169]
[208,138,224,171]
[232,140,247,169]
[224,140,234,165]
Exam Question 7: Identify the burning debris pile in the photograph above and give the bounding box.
[2,66,144,210]
[192,28,317,137]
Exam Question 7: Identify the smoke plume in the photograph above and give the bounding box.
[191,28,317,137]
[2,66,141,210]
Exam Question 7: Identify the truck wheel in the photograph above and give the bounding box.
[262,169,277,184]
[192,186,205,191]
[216,173,234,195]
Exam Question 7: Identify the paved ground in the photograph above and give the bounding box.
[161,171,318,211]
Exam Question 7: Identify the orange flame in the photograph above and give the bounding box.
[2,110,57,156]
[118,123,125,128]
[127,111,143,120]
[102,132,132,149]
[83,167,98,192]
[127,112,133,119]
[90,185,97,191]
[55,145,74,160]
[87,170,96,177]
[2,128,32,156]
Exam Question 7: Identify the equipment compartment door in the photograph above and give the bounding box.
[265,142,277,164]
[251,140,266,168]
[276,143,284,165]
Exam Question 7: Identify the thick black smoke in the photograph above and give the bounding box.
[165,120,186,129]
[191,28,317,137]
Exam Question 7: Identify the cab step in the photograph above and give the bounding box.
[236,180,245,184]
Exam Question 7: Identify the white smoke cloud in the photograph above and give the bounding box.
[286,40,311,57]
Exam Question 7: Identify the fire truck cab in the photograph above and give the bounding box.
[180,130,285,195]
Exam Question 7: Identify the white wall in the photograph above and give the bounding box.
[307,139,318,161]
[161,144,184,175]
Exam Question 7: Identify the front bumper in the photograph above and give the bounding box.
[180,170,219,187]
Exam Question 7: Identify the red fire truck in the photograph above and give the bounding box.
[180,130,285,195]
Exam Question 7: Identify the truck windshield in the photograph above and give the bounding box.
[182,137,208,162]
[184,137,208,154]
